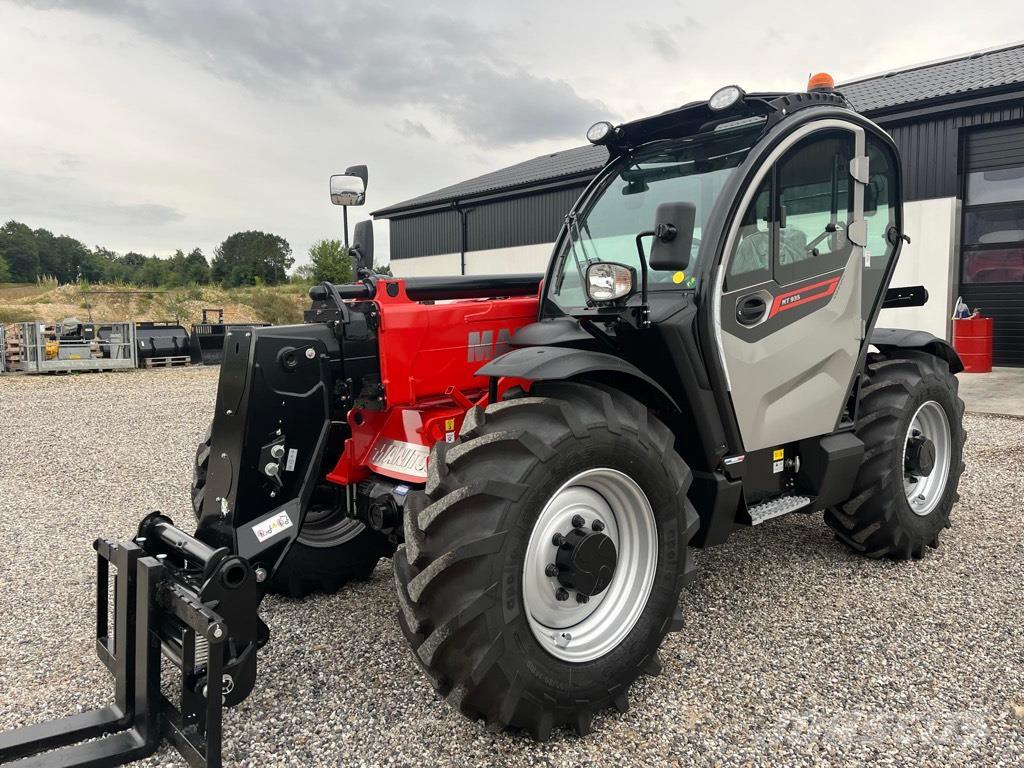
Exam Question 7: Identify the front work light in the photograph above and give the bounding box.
[585,262,635,302]
[586,121,615,144]
[708,85,745,111]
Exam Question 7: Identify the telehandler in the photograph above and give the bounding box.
[0,73,966,766]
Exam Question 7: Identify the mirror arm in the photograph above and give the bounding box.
[633,231,653,328]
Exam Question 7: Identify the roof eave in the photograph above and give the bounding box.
[371,168,603,219]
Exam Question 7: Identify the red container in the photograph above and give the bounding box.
[953,316,994,373]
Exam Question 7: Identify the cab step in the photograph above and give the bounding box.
[747,494,813,525]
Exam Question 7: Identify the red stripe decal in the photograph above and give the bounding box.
[768,275,841,319]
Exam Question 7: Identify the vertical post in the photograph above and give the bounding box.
[343,207,349,248]
[133,558,164,751]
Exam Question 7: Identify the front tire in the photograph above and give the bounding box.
[191,424,394,598]
[393,382,698,738]
[825,351,966,558]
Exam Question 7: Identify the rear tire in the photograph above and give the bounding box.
[191,424,394,598]
[393,382,698,739]
[825,351,966,558]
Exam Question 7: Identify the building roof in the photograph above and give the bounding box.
[372,144,608,217]
[374,42,1024,219]
[840,41,1024,113]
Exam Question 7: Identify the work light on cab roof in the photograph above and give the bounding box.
[708,84,745,111]
[586,120,616,145]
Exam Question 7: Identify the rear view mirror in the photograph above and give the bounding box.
[330,174,366,206]
[350,220,374,274]
[648,202,696,271]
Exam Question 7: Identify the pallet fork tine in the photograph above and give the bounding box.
[0,527,243,768]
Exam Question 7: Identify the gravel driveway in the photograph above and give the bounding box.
[1,367,1022,767]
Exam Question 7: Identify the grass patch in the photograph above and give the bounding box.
[0,307,35,323]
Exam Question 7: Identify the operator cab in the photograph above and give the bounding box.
[520,75,907,531]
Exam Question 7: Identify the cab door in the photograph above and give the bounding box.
[714,121,869,451]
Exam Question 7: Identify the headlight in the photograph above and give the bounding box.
[586,121,615,145]
[708,85,745,111]
[585,262,635,302]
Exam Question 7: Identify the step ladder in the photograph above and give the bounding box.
[746,494,813,525]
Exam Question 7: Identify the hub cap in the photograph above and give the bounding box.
[903,400,951,516]
[523,468,657,663]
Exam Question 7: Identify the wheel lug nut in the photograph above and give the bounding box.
[552,533,564,547]
[576,593,589,604]
[555,588,569,601]
[571,514,585,528]
[591,520,605,532]
[545,563,559,577]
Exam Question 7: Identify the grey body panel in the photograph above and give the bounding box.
[715,119,868,452]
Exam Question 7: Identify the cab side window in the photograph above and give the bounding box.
[727,177,773,290]
[862,136,899,317]
[774,131,854,285]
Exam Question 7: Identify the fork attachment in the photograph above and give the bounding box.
[0,513,266,768]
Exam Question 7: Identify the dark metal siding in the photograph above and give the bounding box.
[466,186,585,252]
[389,184,588,260]
[881,102,1024,200]
[389,209,459,259]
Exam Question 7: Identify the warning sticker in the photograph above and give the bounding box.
[772,460,784,474]
[445,432,456,443]
[772,448,785,461]
[252,511,294,543]
[444,418,455,431]
[285,448,298,472]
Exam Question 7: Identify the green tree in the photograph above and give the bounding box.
[137,256,170,286]
[211,231,293,287]
[373,262,393,276]
[34,228,66,281]
[181,248,211,284]
[83,246,119,283]
[0,221,40,282]
[57,235,91,283]
[307,238,353,284]
[0,253,10,282]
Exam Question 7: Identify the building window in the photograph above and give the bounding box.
[961,146,1024,284]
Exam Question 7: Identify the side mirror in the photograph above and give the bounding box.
[648,202,696,271]
[330,174,366,206]
[350,220,374,274]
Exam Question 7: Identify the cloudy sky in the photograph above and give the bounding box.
[2,1,1021,267]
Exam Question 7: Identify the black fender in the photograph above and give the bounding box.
[870,327,964,374]
[477,346,681,414]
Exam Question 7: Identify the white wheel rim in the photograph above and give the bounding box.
[903,400,951,516]
[522,468,657,663]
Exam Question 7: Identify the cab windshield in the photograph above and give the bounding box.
[550,125,761,310]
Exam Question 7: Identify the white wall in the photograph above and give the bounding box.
[390,242,554,278]
[465,243,552,275]
[877,197,958,340]
[389,252,463,278]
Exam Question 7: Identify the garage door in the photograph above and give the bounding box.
[960,123,1024,367]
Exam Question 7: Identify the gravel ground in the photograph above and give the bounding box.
[1,367,1022,767]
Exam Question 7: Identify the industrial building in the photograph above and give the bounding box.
[373,44,1024,366]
